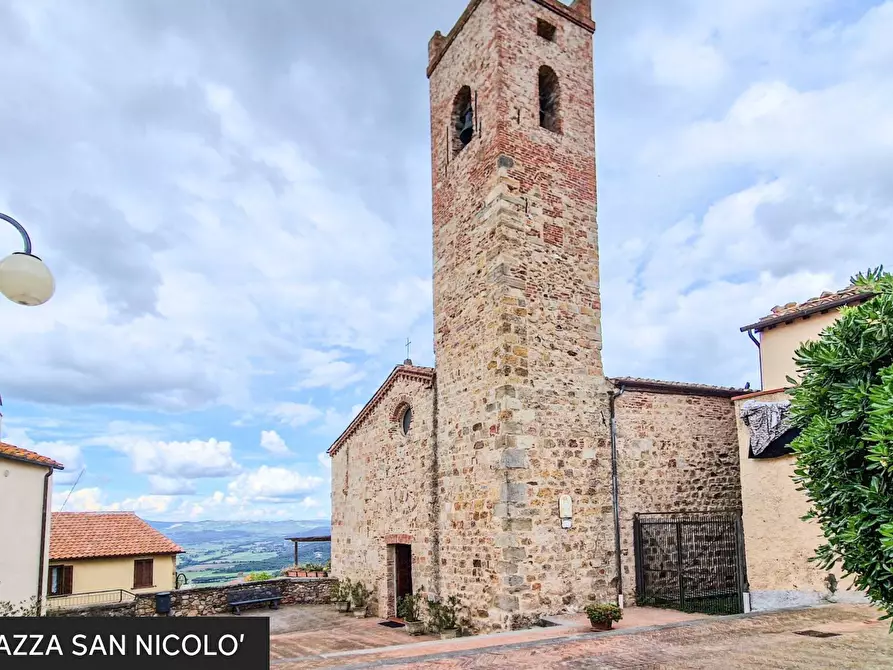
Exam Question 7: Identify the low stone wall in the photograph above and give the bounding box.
[51,578,335,618]
[48,602,136,617]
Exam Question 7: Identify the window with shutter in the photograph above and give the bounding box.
[49,565,73,596]
[133,559,154,589]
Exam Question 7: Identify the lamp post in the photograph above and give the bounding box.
[0,212,55,306]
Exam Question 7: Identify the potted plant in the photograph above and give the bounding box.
[351,581,372,618]
[397,591,425,635]
[428,595,461,639]
[584,603,622,631]
[333,578,352,613]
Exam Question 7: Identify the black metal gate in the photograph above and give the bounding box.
[634,511,746,615]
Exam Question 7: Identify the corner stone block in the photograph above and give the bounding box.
[493,594,520,611]
[500,482,528,503]
[501,449,529,469]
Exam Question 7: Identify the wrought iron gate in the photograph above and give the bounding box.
[634,511,746,615]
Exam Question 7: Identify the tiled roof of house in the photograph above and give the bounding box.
[328,362,435,457]
[740,284,874,333]
[50,512,184,561]
[610,377,747,398]
[0,441,64,470]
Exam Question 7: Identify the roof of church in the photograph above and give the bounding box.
[739,284,874,333]
[610,377,747,398]
[328,362,435,457]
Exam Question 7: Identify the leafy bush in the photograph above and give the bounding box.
[397,590,423,622]
[789,267,893,624]
[428,594,461,631]
[302,562,327,572]
[333,578,352,602]
[0,597,40,617]
[583,603,622,625]
[245,571,276,582]
[350,581,371,608]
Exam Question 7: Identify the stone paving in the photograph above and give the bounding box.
[269,604,892,669]
[268,606,704,668]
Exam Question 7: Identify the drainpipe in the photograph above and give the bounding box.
[746,329,763,391]
[609,384,626,608]
[36,467,52,615]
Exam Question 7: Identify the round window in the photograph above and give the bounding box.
[401,406,413,435]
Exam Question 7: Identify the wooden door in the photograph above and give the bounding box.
[394,544,413,602]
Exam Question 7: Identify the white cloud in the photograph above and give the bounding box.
[147,475,196,496]
[317,452,331,470]
[269,403,323,428]
[55,487,106,512]
[291,350,366,391]
[227,465,323,502]
[2,427,85,486]
[103,437,241,479]
[259,429,290,455]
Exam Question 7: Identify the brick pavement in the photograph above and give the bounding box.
[271,604,892,669]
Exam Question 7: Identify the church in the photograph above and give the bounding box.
[328,0,744,632]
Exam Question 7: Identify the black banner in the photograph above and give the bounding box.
[0,617,269,669]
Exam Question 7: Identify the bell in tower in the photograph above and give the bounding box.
[457,102,473,147]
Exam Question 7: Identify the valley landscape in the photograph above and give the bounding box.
[149,519,331,586]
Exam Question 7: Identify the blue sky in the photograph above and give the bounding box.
[1,0,891,521]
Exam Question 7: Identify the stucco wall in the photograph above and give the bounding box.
[614,390,742,604]
[759,311,840,390]
[735,390,864,610]
[330,373,437,619]
[48,554,177,606]
[0,459,51,610]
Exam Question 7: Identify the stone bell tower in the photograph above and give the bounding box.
[428,0,615,630]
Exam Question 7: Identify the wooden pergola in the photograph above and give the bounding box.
[285,535,331,567]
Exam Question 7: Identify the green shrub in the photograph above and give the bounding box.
[428,594,461,631]
[245,571,276,582]
[397,590,423,622]
[333,578,352,602]
[583,603,622,625]
[350,581,371,608]
[0,597,40,617]
[789,267,893,625]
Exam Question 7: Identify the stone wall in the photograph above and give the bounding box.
[50,578,334,617]
[330,370,438,618]
[614,388,742,604]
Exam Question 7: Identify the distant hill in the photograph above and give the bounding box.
[148,519,332,586]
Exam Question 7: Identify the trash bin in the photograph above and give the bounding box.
[155,592,172,615]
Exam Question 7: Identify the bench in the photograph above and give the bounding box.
[226,585,282,615]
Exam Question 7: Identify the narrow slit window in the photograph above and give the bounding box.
[537,19,556,42]
[539,65,561,133]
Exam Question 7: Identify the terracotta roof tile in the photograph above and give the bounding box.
[50,512,183,561]
[741,284,874,333]
[610,377,746,398]
[0,441,64,470]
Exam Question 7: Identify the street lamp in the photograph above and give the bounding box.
[0,212,55,306]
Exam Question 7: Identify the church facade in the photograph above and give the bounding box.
[329,0,743,631]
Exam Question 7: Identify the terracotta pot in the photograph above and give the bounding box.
[353,608,367,618]
[439,628,458,639]
[405,620,425,636]
[589,619,612,631]
[335,601,351,613]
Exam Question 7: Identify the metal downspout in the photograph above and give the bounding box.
[610,385,626,608]
[746,329,763,390]
[36,467,52,615]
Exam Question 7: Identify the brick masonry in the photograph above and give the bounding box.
[329,0,742,634]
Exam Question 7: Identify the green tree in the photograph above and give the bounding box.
[789,267,893,624]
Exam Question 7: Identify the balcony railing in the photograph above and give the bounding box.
[47,589,136,610]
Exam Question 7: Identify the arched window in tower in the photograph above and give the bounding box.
[538,66,560,133]
[452,85,474,155]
